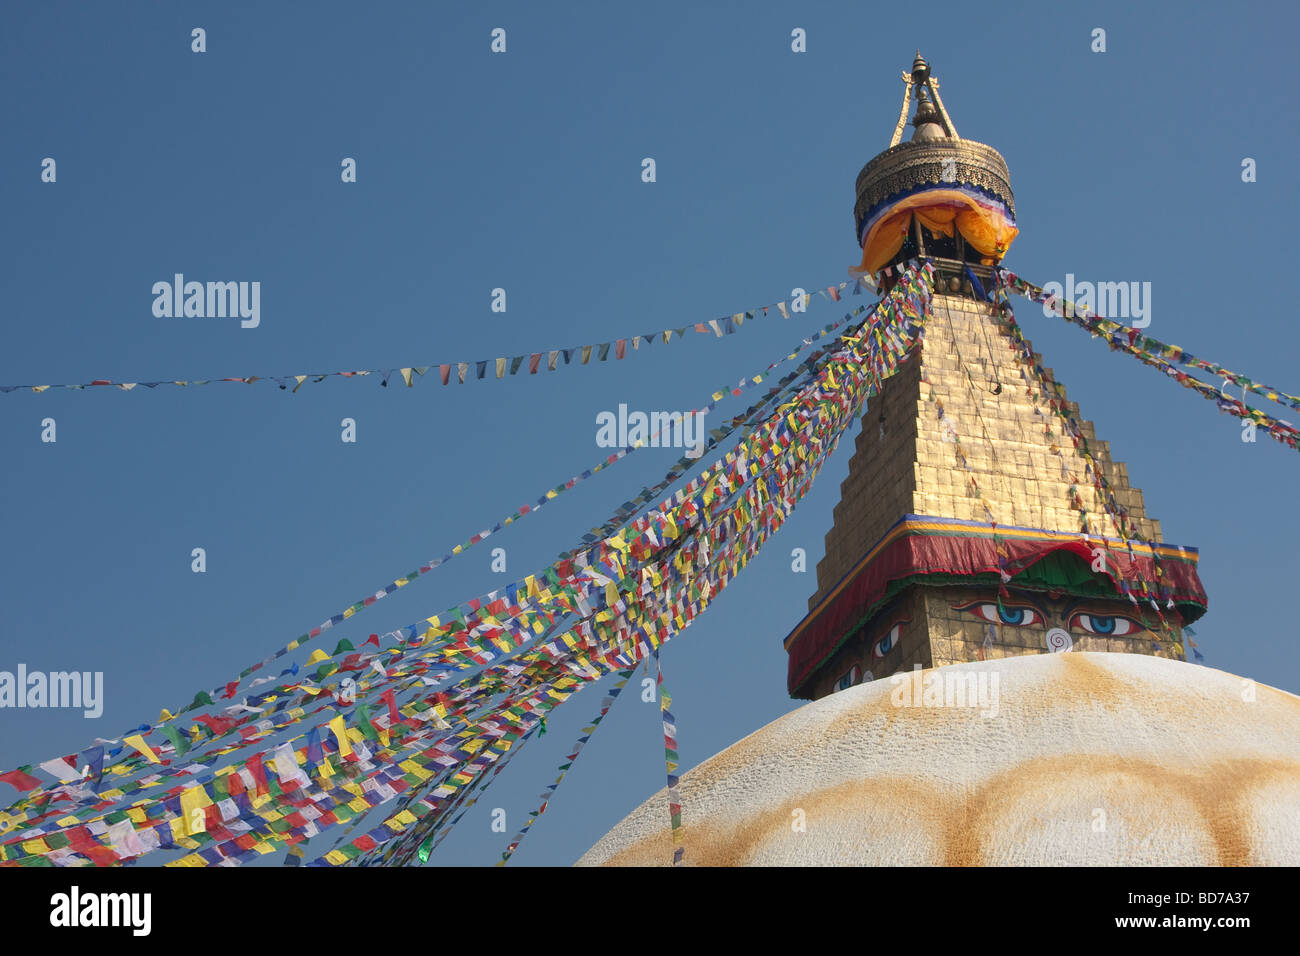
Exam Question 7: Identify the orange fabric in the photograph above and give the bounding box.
[856,210,910,273]
[914,206,956,237]
[955,207,1018,258]
[858,189,1018,274]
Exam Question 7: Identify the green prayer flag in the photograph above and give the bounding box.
[162,724,191,756]
[356,703,381,740]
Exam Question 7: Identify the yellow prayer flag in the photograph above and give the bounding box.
[329,715,353,758]
[180,784,214,836]
[123,734,160,764]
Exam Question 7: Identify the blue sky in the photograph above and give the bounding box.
[1,1,1298,866]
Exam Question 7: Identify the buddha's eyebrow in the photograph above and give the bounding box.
[1002,590,1051,617]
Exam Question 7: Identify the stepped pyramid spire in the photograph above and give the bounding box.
[784,56,1207,699]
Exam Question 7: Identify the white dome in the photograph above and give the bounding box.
[578,653,1300,866]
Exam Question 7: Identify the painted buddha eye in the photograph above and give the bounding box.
[873,622,903,658]
[835,665,862,692]
[960,603,1041,627]
[1070,613,1141,636]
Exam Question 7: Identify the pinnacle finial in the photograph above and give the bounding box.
[911,51,930,84]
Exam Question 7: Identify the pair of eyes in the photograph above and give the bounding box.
[962,603,1143,636]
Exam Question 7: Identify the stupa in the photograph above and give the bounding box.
[578,55,1300,867]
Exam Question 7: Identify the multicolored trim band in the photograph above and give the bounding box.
[784,514,1206,697]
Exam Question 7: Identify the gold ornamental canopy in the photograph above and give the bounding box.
[853,53,1018,280]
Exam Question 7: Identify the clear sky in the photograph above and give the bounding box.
[2,1,1298,867]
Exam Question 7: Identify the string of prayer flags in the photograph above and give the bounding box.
[323,617,577,867]
[1001,269,1300,454]
[1,277,874,397]
[495,666,635,866]
[656,649,685,866]
[413,706,551,865]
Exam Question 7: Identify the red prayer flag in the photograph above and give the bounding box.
[245,752,269,794]
[0,768,41,791]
